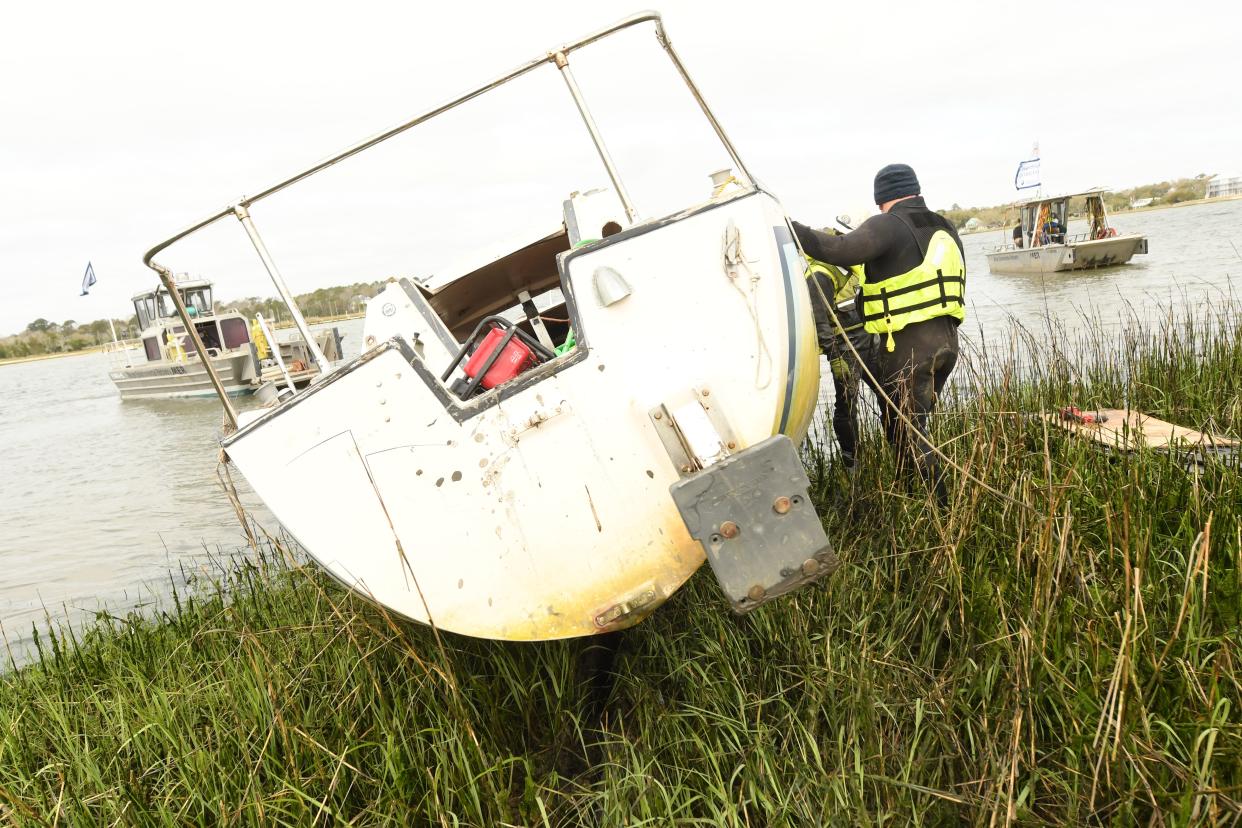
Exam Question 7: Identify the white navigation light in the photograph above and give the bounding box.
[593,266,631,307]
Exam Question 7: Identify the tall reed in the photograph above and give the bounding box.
[0,303,1237,825]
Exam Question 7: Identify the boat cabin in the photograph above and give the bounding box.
[1011,190,1115,250]
[355,187,630,403]
[130,278,251,363]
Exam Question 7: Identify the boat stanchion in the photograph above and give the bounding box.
[552,50,638,225]
[233,203,331,376]
[152,263,239,429]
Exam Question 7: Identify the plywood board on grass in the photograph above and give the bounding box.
[1041,409,1239,454]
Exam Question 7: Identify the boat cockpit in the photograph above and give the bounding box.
[1010,191,1116,250]
[133,281,214,329]
[350,196,625,412]
[129,279,250,364]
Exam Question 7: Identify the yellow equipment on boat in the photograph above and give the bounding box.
[164,330,186,362]
[250,319,270,361]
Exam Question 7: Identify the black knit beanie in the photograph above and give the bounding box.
[873,163,920,205]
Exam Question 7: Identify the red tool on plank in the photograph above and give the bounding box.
[1059,406,1109,425]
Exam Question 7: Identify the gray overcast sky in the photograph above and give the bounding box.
[1,0,1234,335]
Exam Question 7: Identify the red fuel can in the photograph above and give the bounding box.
[463,328,538,389]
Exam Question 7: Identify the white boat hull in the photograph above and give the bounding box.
[986,234,1147,275]
[223,192,821,640]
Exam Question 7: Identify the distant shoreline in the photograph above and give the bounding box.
[271,311,364,330]
[0,346,105,367]
[959,192,1242,235]
[0,312,365,369]
[1111,191,1242,216]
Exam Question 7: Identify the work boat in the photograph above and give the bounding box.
[105,275,343,400]
[141,12,834,640]
[106,277,259,399]
[986,190,1148,275]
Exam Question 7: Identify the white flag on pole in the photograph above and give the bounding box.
[1014,157,1041,191]
[80,261,97,296]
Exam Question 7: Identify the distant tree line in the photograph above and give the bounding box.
[0,318,136,360]
[936,175,1213,231]
[1,280,387,361]
[220,281,385,325]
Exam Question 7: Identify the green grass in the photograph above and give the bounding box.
[1,303,1239,825]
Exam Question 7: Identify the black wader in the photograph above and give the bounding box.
[870,316,958,500]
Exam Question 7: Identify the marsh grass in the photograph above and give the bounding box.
[1,304,1239,825]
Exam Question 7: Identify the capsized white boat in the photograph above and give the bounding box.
[140,12,835,640]
[986,190,1148,275]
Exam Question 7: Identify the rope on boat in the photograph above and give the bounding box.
[723,221,773,389]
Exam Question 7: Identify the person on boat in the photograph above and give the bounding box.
[805,256,873,470]
[1012,225,1024,248]
[792,163,965,502]
[1046,216,1064,244]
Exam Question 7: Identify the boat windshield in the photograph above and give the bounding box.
[156,286,212,318]
[1021,199,1069,246]
[184,287,212,315]
[133,296,156,329]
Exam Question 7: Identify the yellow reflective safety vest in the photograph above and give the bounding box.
[805,256,859,306]
[859,224,966,351]
[250,318,270,360]
[806,256,864,343]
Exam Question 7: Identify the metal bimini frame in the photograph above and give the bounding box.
[142,10,755,430]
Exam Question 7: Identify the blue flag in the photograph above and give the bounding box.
[80,261,97,296]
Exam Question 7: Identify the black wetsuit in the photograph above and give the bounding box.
[793,197,963,497]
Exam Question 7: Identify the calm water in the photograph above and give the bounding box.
[0,318,361,657]
[0,200,1238,656]
[961,199,1242,336]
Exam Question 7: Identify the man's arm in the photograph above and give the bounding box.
[792,215,897,268]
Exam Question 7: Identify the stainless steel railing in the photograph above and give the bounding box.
[103,338,145,371]
[142,10,754,430]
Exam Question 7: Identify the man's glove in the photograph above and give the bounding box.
[790,220,816,247]
[792,220,839,243]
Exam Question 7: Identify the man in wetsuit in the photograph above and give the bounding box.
[793,164,966,501]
